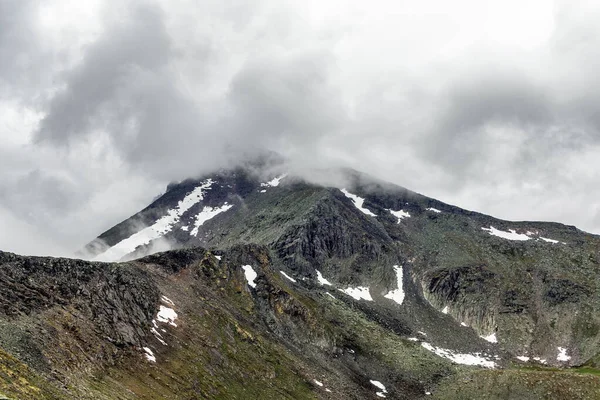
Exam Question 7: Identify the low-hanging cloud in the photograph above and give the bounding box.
[2,0,600,256]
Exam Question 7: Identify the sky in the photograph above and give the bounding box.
[2,0,600,256]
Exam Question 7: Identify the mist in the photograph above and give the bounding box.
[2,0,600,256]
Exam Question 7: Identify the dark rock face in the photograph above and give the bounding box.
[0,255,158,343]
[273,191,398,279]
[543,278,591,307]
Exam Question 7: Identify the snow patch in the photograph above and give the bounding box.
[314,380,323,387]
[540,237,561,244]
[215,255,222,260]
[181,226,189,231]
[156,305,178,327]
[152,330,167,346]
[383,265,405,305]
[408,337,419,342]
[481,226,531,241]
[95,179,215,262]
[280,271,296,283]
[516,356,530,362]
[261,175,287,188]
[481,333,498,343]
[533,357,547,364]
[190,203,234,236]
[143,347,156,362]
[259,189,267,193]
[461,322,468,327]
[389,209,411,222]
[340,189,377,216]
[161,296,175,306]
[426,207,441,213]
[325,292,336,299]
[242,265,257,288]
[339,286,373,301]
[442,306,449,314]
[557,347,571,362]
[370,380,387,398]
[421,343,497,368]
[316,270,332,286]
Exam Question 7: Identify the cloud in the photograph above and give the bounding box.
[2,0,600,256]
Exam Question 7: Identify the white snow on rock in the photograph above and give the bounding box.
[408,337,419,342]
[156,305,178,327]
[339,286,373,301]
[150,296,178,345]
[481,333,498,343]
[421,342,497,368]
[190,203,234,236]
[418,331,427,336]
[461,322,468,327]
[384,265,405,305]
[214,255,222,260]
[426,207,441,213]
[370,380,388,398]
[242,265,257,288]
[481,226,531,241]
[325,292,336,299]
[540,237,561,244]
[557,347,571,362]
[143,347,156,362]
[442,306,449,314]
[389,209,411,222]
[95,179,215,262]
[259,189,267,193]
[533,357,547,364]
[340,189,377,217]
[161,296,175,306]
[152,329,167,346]
[516,356,530,362]
[181,226,189,231]
[261,175,287,188]
[314,380,323,387]
[316,270,332,286]
[280,271,297,283]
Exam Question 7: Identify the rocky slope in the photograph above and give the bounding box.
[1,162,600,399]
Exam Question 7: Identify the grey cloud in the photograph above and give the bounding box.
[3,0,600,256]
[36,3,172,144]
[227,51,345,155]
[0,0,47,98]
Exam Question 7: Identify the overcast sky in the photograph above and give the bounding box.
[2,0,600,256]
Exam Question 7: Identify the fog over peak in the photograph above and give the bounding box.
[2,0,600,256]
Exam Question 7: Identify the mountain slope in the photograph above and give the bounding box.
[1,163,600,399]
[83,165,600,367]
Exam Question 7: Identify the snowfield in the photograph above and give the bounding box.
[242,265,258,288]
[339,286,373,301]
[341,189,377,216]
[384,265,405,305]
[94,179,215,262]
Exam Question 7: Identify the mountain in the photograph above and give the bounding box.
[2,161,600,399]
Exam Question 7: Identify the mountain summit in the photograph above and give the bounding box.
[1,163,600,399]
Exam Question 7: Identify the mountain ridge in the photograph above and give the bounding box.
[1,162,600,399]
